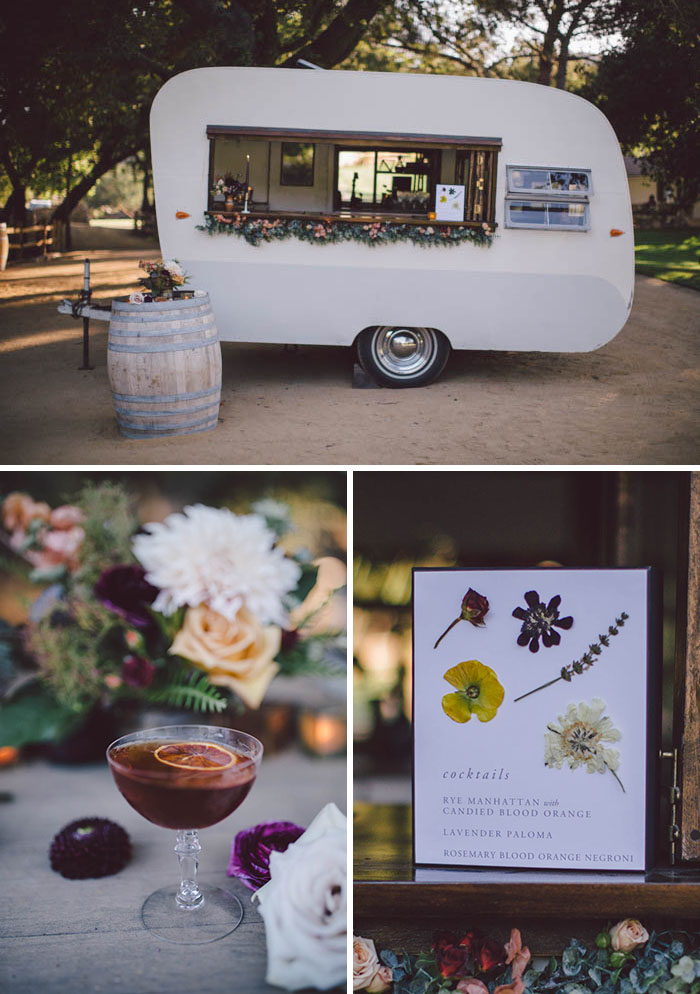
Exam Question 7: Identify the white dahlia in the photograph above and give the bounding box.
[132,504,301,625]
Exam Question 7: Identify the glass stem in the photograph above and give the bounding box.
[174,830,203,910]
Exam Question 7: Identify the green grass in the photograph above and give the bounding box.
[634,227,700,291]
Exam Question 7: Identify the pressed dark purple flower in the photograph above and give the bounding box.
[95,564,158,628]
[227,819,304,890]
[513,590,574,653]
[121,654,156,688]
[49,817,131,879]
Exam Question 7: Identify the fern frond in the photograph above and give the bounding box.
[147,666,227,715]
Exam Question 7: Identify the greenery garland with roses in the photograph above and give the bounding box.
[354,921,700,994]
[197,212,494,249]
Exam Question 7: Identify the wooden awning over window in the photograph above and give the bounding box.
[206,125,502,150]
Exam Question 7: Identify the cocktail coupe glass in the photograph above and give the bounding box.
[107,724,263,944]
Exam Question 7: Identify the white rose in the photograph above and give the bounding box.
[254,803,346,991]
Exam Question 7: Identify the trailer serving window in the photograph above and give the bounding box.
[504,164,591,231]
[206,126,501,226]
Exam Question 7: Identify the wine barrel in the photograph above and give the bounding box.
[107,294,222,439]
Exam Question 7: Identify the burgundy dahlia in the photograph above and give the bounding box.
[95,564,158,629]
[227,820,304,891]
[49,817,131,879]
[121,654,156,688]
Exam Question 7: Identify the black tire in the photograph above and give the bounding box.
[356,326,451,388]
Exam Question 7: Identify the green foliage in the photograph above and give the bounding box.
[584,0,700,212]
[87,160,145,213]
[199,213,494,248]
[277,630,346,676]
[0,680,84,748]
[28,613,105,713]
[72,481,138,593]
[634,229,700,292]
[1,1,387,219]
[146,663,227,715]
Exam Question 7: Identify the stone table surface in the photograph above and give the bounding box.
[0,750,346,994]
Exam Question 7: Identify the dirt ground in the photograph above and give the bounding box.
[1,234,699,466]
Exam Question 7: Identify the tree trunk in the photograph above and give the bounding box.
[64,156,73,252]
[4,186,27,226]
[1,151,31,225]
[537,0,565,86]
[555,38,569,89]
[283,0,386,68]
[141,163,151,213]
[52,149,132,224]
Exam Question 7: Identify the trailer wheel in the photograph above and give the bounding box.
[356,326,450,387]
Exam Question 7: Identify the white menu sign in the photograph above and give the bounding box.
[412,568,658,870]
[435,184,465,221]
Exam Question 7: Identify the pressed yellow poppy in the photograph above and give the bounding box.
[442,659,505,723]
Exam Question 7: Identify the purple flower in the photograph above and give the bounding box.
[95,564,158,628]
[121,654,156,688]
[227,820,304,891]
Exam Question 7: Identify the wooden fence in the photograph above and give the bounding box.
[7,223,54,259]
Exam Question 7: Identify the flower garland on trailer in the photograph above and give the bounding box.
[197,212,494,248]
[352,922,700,994]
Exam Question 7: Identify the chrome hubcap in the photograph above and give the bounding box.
[374,327,435,376]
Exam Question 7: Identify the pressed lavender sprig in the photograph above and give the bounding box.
[514,612,629,703]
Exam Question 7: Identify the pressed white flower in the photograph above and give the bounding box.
[545,698,624,791]
[132,504,301,625]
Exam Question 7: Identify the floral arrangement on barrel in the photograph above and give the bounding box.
[354,920,700,994]
[0,483,345,752]
[137,258,189,301]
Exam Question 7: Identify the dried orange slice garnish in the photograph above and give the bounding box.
[154,741,237,771]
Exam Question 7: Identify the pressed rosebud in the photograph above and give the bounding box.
[595,931,612,949]
[609,951,628,969]
[434,588,489,649]
[461,589,489,626]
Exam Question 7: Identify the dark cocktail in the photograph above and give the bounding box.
[109,739,256,829]
[107,725,263,943]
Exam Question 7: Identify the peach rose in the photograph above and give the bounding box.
[609,919,649,954]
[456,980,489,994]
[26,526,85,571]
[353,936,382,991]
[2,492,50,532]
[504,928,531,981]
[169,605,280,709]
[50,505,85,530]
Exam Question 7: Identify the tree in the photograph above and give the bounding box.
[0,0,388,228]
[585,0,700,214]
[347,0,622,88]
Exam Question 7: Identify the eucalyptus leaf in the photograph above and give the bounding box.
[0,681,84,747]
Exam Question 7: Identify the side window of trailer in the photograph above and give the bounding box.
[505,165,591,230]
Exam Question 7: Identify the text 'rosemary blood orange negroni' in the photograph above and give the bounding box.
[108,739,257,830]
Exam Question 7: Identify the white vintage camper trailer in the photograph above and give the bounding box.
[151,67,634,386]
